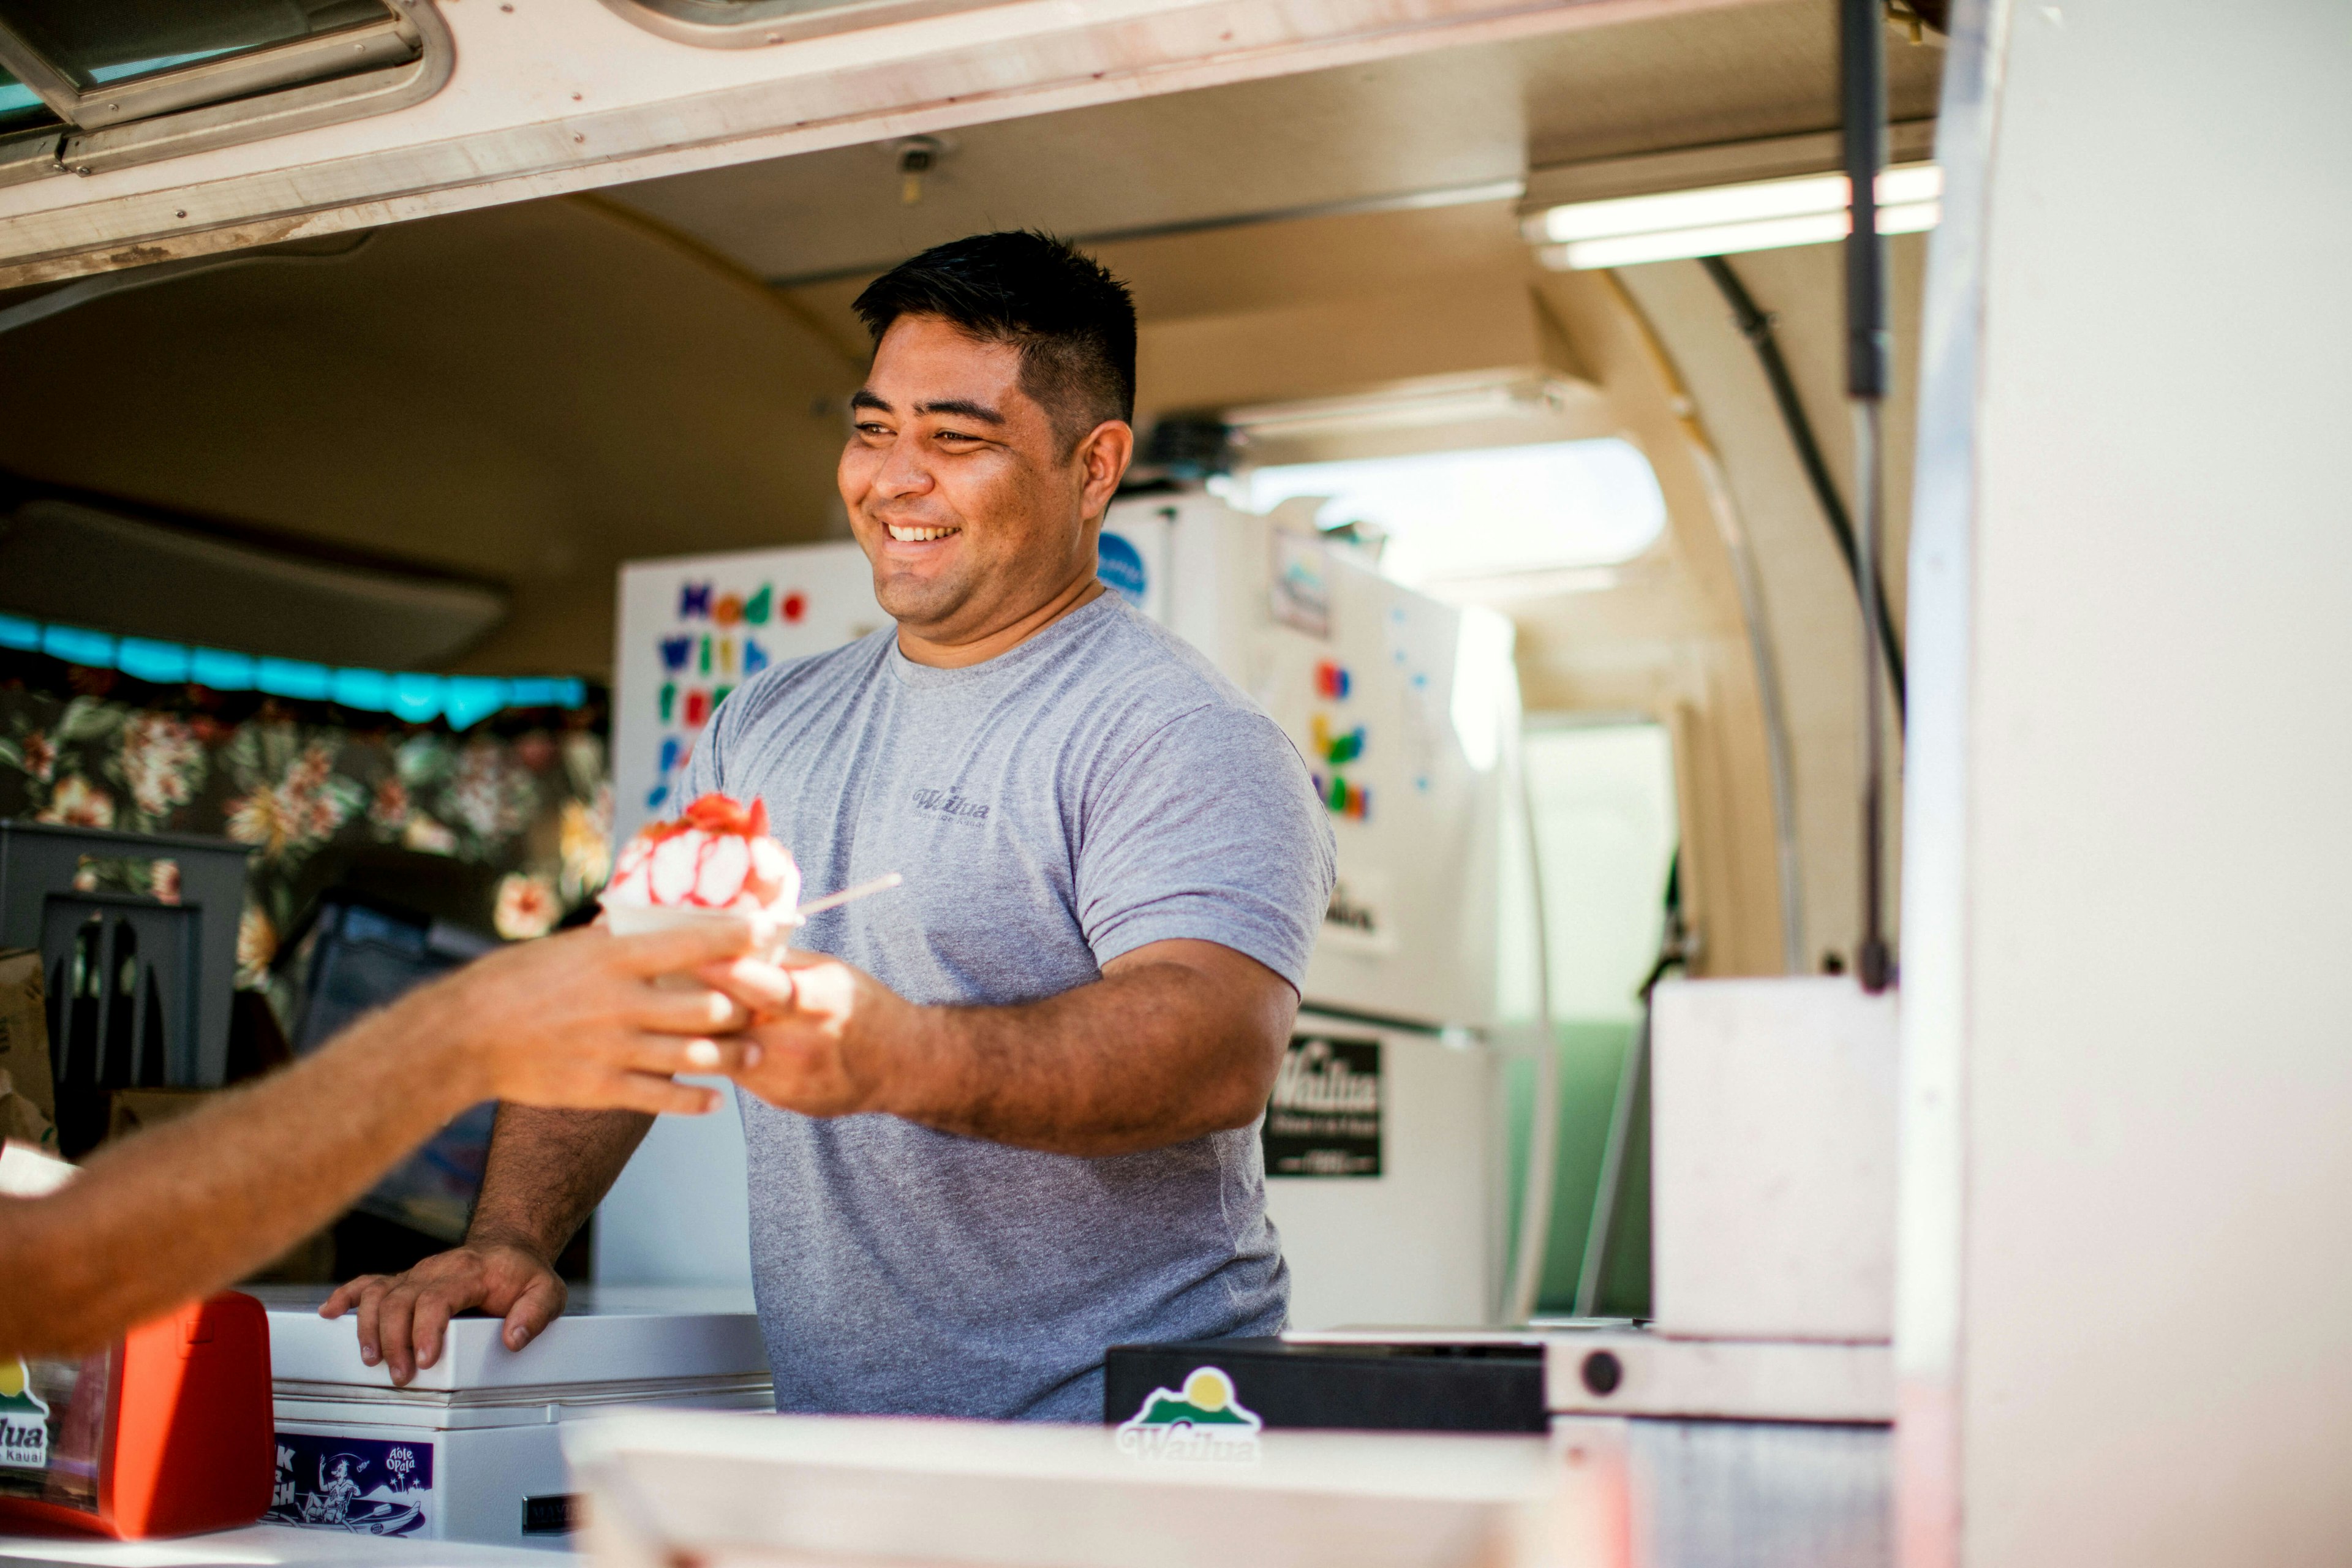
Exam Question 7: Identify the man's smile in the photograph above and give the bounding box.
[885,523,962,542]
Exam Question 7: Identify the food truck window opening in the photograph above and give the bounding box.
[0,59,56,133]
[598,0,1007,50]
[1498,717,1676,1316]
[1226,437,1667,590]
[1510,720,1678,1027]
[0,0,450,181]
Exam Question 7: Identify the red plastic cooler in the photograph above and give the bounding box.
[0,1292,273,1538]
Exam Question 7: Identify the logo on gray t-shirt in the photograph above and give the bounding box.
[908,788,989,821]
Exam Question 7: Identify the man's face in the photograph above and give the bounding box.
[840,314,1125,646]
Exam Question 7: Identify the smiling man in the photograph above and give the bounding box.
[333,232,1335,1422]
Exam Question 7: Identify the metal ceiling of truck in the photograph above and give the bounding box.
[605,0,1944,292]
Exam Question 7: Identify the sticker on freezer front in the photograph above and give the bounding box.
[1115,1367,1262,1461]
[0,1359,49,1471]
[268,1433,432,1536]
[1264,1035,1382,1177]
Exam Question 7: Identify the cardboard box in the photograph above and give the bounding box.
[0,949,53,1122]
[106,1087,217,1143]
[0,1071,55,1152]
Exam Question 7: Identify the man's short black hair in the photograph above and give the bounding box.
[851,230,1137,448]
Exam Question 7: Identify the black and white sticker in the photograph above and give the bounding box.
[1264,1035,1381,1177]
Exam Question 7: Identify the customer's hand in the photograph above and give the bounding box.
[399,918,763,1117]
[320,1240,564,1386]
[693,950,918,1118]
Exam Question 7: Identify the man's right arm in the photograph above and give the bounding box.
[323,1104,650,1385]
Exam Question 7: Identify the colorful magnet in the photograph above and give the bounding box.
[658,682,676,723]
[659,635,692,673]
[744,638,771,674]
[1310,772,1370,822]
[1314,660,1352,701]
[1310,714,1366,767]
[684,690,709,728]
[714,593,745,628]
[783,591,807,624]
[679,582,712,619]
[745,584,772,625]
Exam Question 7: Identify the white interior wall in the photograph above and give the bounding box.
[1902,1,2352,1562]
[1618,239,1924,976]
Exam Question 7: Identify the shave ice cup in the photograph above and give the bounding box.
[600,793,803,969]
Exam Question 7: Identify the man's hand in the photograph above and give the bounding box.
[320,1240,563,1386]
[413,917,765,1116]
[695,938,1296,1154]
[692,949,918,1117]
[308,921,771,1387]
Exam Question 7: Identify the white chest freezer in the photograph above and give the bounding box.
[251,1287,772,1550]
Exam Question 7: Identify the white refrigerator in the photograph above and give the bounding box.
[1102,494,1515,1329]
[598,502,1517,1329]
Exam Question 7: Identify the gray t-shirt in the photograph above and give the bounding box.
[679,590,1336,1422]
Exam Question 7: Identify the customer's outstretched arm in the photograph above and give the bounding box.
[0,918,758,1360]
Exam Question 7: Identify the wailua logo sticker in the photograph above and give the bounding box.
[1115,1366,1262,1461]
[0,1359,50,1471]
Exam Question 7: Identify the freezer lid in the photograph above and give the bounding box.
[252,1285,769,1392]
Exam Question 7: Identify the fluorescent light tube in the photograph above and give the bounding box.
[1224,371,1588,439]
[1532,174,1851,244]
[1525,164,1943,267]
[1876,164,1943,205]
[1536,194,1940,271]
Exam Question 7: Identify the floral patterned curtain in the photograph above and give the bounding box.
[0,652,611,1017]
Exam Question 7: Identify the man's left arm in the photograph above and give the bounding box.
[703,937,1295,1156]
